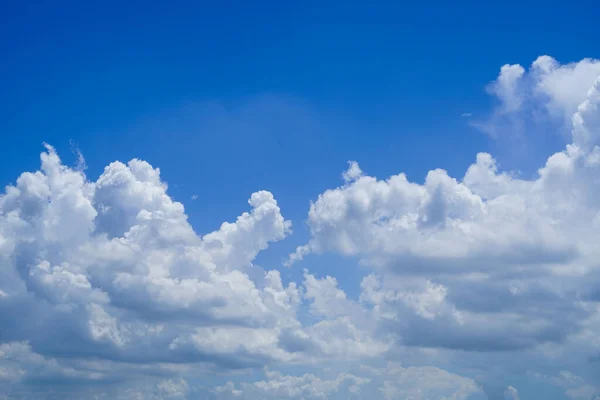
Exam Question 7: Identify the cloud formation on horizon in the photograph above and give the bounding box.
[2,55,600,399]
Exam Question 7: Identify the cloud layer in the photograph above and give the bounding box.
[2,55,600,399]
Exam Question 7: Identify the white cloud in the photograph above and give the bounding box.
[0,145,310,371]
[210,363,481,400]
[0,341,103,385]
[212,370,370,399]
[303,270,351,318]
[477,55,600,139]
[0,143,389,398]
[532,56,600,122]
[3,55,600,398]
[342,161,363,183]
[288,55,600,354]
[156,378,190,398]
[81,377,192,400]
[504,386,520,400]
[488,64,526,113]
[530,370,599,400]
[376,363,481,400]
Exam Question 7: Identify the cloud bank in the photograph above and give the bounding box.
[2,55,600,399]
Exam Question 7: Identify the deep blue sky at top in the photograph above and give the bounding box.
[1,0,597,282]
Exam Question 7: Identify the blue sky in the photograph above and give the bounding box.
[2,2,600,399]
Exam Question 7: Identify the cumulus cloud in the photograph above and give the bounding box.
[3,55,600,398]
[288,55,600,356]
[80,377,192,400]
[529,370,599,400]
[212,369,370,399]
[0,149,275,360]
[0,341,107,398]
[488,64,526,114]
[210,363,482,400]
[504,386,520,400]
[476,55,600,140]
[1,155,304,369]
[0,143,388,397]
[342,161,363,183]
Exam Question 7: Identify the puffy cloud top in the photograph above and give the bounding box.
[3,55,600,399]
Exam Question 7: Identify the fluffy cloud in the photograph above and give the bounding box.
[374,363,482,400]
[0,341,108,398]
[212,369,370,399]
[211,363,482,400]
[0,143,390,398]
[287,56,600,357]
[0,341,97,382]
[529,370,600,400]
[0,146,309,368]
[476,55,600,140]
[503,386,520,400]
[3,55,600,398]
